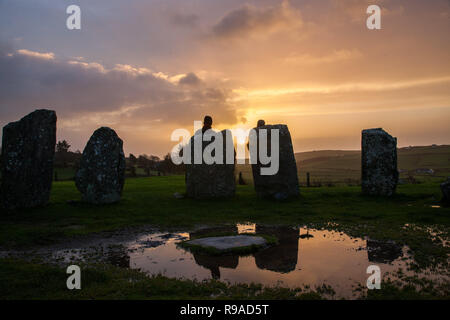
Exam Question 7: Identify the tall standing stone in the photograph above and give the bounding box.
[1,109,57,209]
[361,128,399,196]
[185,129,235,199]
[75,127,125,204]
[251,124,299,200]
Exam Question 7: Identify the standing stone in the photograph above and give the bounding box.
[75,127,125,204]
[251,124,299,200]
[1,109,57,209]
[361,128,399,196]
[441,177,450,204]
[185,130,235,199]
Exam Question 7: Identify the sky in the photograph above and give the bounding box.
[0,0,449,157]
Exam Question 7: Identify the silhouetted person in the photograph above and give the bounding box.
[202,115,213,133]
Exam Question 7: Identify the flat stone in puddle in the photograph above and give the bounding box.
[187,235,266,250]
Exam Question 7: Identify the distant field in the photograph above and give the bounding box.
[33,145,450,185]
[236,145,450,186]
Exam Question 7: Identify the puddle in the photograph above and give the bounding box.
[1,223,448,299]
[120,225,415,298]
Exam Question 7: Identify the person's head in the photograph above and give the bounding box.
[203,115,213,127]
[257,119,266,127]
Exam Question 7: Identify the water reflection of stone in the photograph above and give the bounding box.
[254,225,299,273]
[193,254,239,279]
[189,226,239,279]
[366,239,403,263]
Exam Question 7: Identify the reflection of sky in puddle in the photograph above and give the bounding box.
[237,223,256,234]
[34,224,448,299]
[119,225,413,298]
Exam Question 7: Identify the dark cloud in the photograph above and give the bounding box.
[0,46,237,127]
[212,6,254,37]
[211,2,302,39]
[178,72,202,86]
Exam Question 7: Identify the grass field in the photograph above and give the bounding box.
[0,176,449,299]
[1,258,447,300]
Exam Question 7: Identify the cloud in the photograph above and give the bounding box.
[16,49,55,60]
[211,0,302,39]
[0,46,238,128]
[178,72,202,86]
[233,76,450,99]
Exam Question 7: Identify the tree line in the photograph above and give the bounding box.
[53,140,184,180]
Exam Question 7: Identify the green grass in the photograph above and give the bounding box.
[0,259,323,300]
[0,175,449,300]
[354,270,450,300]
[0,258,447,300]
[0,176,448,244]
[53,167,76,181]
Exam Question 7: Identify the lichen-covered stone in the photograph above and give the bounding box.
[441,177,450,204]
[185,129,235,199]
[1,109,56,209]
[75,127,125,204]
[361,128,399,196]
[251,124,299,200]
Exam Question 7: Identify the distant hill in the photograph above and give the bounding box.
[237,145,450,186]
[296,145,450,170]
[294,150,360,162]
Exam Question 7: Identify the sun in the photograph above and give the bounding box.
[230,127,250,146]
